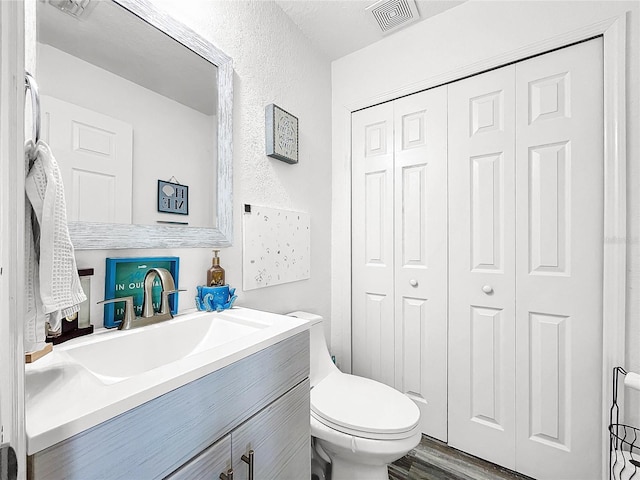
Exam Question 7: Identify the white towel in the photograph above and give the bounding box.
[24,140,85,352]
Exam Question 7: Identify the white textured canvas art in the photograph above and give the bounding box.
[242,204,310,290]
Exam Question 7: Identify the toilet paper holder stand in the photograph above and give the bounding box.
[609,366,640,479]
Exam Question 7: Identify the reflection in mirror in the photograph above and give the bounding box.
[34,0,233,248]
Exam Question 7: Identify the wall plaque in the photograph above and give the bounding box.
[266,104,299,164]
[158,179,189,215]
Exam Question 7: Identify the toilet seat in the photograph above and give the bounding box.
[311,372,420,441]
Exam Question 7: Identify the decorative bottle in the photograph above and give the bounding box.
[207,249,225,286]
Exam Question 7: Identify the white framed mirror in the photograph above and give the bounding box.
[35,0,233,249]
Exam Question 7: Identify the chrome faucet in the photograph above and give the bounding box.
[141,267,177,321]
[99,267,182,330]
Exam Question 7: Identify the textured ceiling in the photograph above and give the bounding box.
[275,0,466,60]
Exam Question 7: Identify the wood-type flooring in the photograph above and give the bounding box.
[388,435,535,480]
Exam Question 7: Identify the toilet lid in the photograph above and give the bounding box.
[311,372,420,440]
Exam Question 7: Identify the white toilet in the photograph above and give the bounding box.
[288,312,422,480]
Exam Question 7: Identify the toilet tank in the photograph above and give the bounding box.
[287,311,338,387]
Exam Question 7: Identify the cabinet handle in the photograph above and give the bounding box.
[219,468,233,480]
[241,450,254,480]
[409,279,418,287]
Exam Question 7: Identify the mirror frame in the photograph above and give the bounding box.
[61,0,233,249]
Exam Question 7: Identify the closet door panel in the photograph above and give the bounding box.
[448,65,517,469]
[393,88,448,441]
[352,103,396,387]
[514,38,604,480]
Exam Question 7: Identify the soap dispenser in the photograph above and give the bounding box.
[207,249,225,286]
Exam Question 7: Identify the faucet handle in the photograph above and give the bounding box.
[98,296,136,330]
[159,289,186,315]
[163,289,186,295]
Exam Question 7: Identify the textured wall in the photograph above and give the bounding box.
[75,1,332,333]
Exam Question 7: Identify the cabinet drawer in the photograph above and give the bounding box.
[29,331,309,480]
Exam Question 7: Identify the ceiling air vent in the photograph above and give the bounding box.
[366,0,420,35]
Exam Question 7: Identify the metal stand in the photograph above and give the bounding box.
[609,367,639,479]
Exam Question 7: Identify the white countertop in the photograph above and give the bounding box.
[25,307,310,455]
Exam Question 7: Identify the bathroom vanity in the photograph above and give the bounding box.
[25,308,310,479]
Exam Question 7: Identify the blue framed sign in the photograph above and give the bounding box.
[158,180,189,215]
[103,256,180,328]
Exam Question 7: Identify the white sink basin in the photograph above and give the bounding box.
[25,307,309,455]
[66,314,265,382]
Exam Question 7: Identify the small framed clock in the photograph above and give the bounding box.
[265,103,299,164]
[157,179,189,215]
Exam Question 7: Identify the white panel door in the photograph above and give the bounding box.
[514,38,603,479]
[448,65,517,469]
[352,102,396,387]
[393,88,448,441]
[41,95,133,224]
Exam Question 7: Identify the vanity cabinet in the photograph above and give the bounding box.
[28,332,310,480]
[230,380,310,480]
[168,380,309,480]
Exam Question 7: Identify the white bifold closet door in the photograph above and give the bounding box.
[448,38,603,479]
[448,63,518,468]
[352,100,395,389]
[352,88,448,441]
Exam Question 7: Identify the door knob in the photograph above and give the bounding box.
[482,285,493,294]
[409,279,418,287]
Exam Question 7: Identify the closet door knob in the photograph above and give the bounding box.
[409,279,418,287]
[482,285,493,294]
[241,450,254,480]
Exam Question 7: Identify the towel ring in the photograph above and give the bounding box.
[24,71,41,147]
